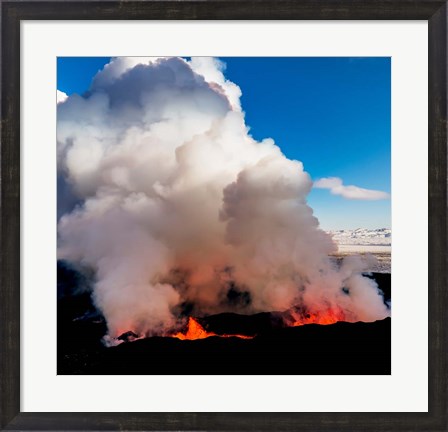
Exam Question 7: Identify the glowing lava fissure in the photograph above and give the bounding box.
[171,308,348,341]
[114,310,350,344]
[172,317,254,340]
[290,307,347,327]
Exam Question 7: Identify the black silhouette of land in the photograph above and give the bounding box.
[57,261,391,375]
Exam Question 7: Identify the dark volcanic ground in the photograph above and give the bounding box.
[57,262,391,375]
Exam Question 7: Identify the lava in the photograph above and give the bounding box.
[172,317,254,340]
[173,309,348,341]
[291,307,347,327]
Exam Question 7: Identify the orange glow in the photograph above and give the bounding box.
[291,308,346,326]
[172,317,254,340]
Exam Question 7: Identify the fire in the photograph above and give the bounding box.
[173,317,216,340]
[291,307,346,326]
[172,309,348,341]
[173,317,254,340]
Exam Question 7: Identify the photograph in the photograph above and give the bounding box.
[56,56,391,375]
[3,1,446,428]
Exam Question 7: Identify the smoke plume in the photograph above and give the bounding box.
[57,57,390,337]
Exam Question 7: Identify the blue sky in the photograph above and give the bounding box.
[57,57,390,230]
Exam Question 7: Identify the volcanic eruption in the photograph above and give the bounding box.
[57,57,390,346]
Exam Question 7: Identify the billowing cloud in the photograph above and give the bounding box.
[57,90,68,104]
[57,57,390,339]
[314,177,390,200]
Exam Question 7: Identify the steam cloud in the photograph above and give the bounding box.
[57,57,390,338]
[57,90,68,104]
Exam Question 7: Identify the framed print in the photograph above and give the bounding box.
[1,1,447,431]
[56,55,392,377]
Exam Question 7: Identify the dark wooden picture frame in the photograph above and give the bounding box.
[1,1,446,430]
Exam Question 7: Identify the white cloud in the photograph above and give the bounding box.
[57,90,68,104]
[314,177,390,200]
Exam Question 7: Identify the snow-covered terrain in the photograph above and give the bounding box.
[329,228,391,252]
[329,228,391,246]
[328,228,391,272]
